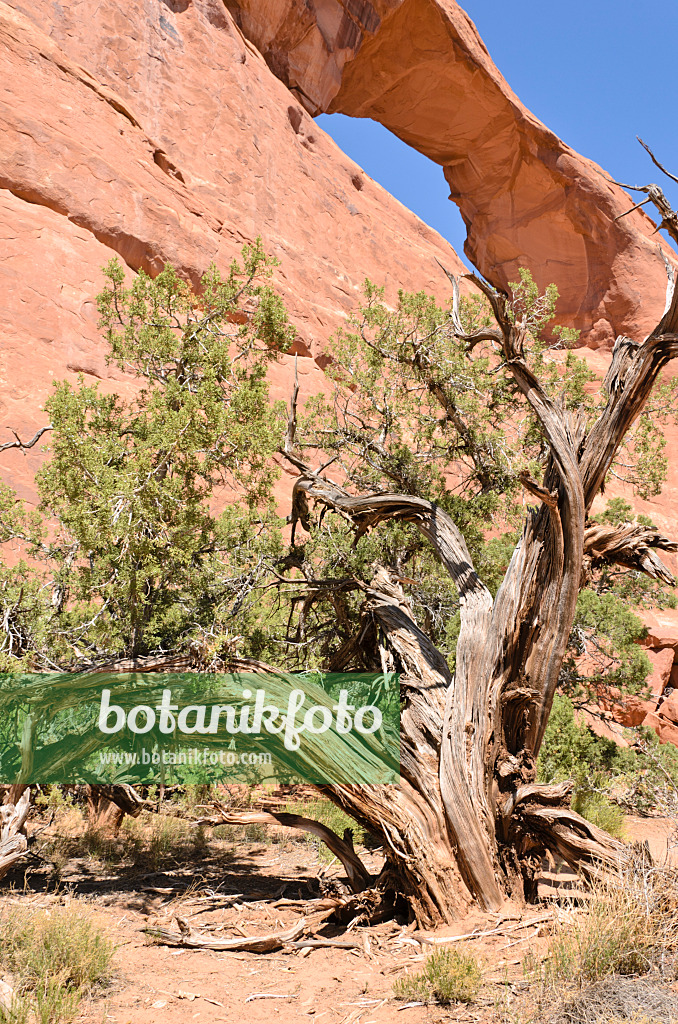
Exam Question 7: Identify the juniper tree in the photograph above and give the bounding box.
[266,181,678,921]
[0,241,292,668]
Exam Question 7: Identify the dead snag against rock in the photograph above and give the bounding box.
[273,175,678,925]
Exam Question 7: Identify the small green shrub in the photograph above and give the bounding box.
[571,791,627,840]
[34,787,75,813]
[539,694,678,821]
[174,784,221,813]
[393,948,482,1005]
[538,695,635,789]
[119,812,191,870]
[244,822,270,843]
[1,978,82,1024]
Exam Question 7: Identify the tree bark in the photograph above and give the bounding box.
[0,788,30,881]
[85,783,145,831]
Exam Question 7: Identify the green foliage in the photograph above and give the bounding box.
[270,268,677,688]
[1,251,676,821]
[564,590,652,699]
[608,376,678,500]
[393,948,482,1004]
[283,796,368,860]
[299,279,524,508]
[1,244,292,666]
[571,790,626,839]
[502,270,676,502]
[597,497,635,526]
[286,271,583,670]
[0,485,49,670]
[538,694,632,790]
[537,694,678,822]
[507,266,559,333]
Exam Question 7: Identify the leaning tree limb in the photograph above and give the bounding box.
[228,579,475,925]
[194,805,371,893]
[289,471,501,909]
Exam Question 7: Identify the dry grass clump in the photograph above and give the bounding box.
[0,902,114,1024]
[547,977,678,1024]
[393,947,482,1005]
[40,804,199,875]
[528,855,678,1024]
[538,856,678,985]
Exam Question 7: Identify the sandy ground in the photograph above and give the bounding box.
[2,806,678,1024]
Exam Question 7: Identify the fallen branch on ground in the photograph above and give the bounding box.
[414,912,554,945]
[145,915,306,953]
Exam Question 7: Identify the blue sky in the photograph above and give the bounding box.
[317,1,678,269]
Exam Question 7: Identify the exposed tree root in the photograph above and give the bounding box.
[517,803,627,881]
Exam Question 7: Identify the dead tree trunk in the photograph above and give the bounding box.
[0,789,30,881]
[283,253,678,924]
[85,784,145,831]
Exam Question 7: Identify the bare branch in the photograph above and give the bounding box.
[584,522,676,585]
[581,329,678,509]
[614,196,652,221]
[637,137,678,187]
[518,803,625,879]
[518,470,558,510]
[0,425,52,454]
[284,355,299,455]
[146,916,307,952]
[293,478,488,604]
[195,805,371,891]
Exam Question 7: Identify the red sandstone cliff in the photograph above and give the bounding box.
[0,0,468,502]
[228,0,677,347]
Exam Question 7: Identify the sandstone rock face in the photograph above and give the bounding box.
[0,0,467,504]
[229,0,676,346]
[597,647,678,747]
[645,648,676,697]
[614,696,651,730]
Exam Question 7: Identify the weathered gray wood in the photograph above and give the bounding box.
[584,522,676,584]
[147,916,306,952]
[0,789,30,881]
